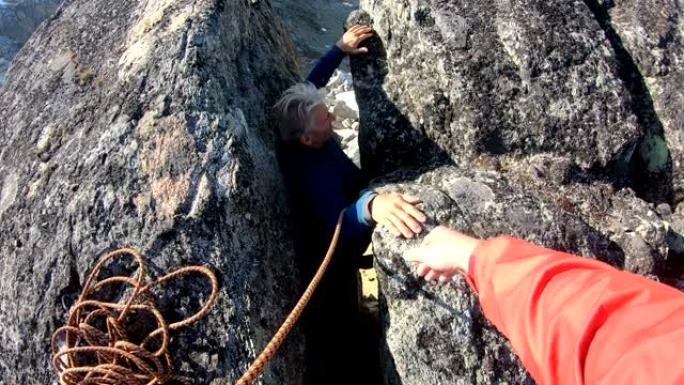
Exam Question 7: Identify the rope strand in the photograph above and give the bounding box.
[235,209,346,385]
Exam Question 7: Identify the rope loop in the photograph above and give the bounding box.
[51,248,218,385]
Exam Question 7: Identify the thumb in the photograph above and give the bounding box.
[354,47,369,54]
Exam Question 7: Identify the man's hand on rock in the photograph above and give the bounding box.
[370,193,426,238]
[337,24,374,55]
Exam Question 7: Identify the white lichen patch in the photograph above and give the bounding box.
[496,11,525,75]
[27,162,50,198]
[188,173,212,219]
[118,2,195,78]
[644,76,661,98]
[0,172,18,219]
[84,118,131,168]
[137,109,158,137]
[35,124,55,155]
[167,10,192,34]
[130,0,177,38]
[442,177,496,213]
[118,38,153,78]
[132,192,152,217]
[48,50,75,73]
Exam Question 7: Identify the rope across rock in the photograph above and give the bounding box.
[51,210,345,384]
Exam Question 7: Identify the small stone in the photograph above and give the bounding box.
[656,203,672,216]
[333,95,359,120]
[335,128,355,141]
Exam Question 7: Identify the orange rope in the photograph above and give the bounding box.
[234,210,345,385]
[51,248,218,385]
[51,209,345,385]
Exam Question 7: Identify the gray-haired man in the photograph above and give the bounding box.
[274,25,426,384]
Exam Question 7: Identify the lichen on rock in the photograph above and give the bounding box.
[348,1,684,383]
[0,0,305,384]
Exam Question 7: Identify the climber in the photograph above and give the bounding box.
[274,25,426,384]
[405,226,684,385]
[275,24,426,244]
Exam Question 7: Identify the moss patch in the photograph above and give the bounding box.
[639,133,670,173]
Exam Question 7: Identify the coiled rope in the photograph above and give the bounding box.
[51,209,344,384]
[51,248,218,385]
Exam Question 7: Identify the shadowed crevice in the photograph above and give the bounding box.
[583,0,674,205]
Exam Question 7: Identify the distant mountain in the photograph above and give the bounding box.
[0,0,61,85]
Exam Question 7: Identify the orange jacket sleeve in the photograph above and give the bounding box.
[469,236,684,385]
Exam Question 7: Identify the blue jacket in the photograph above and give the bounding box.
[279,45,375,266]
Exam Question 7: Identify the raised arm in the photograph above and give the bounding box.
[306,25,373,88]
[407,227,684,385]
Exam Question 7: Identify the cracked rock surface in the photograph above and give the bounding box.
[350,0,642,178]
[593,0,684,205]
[349,0,684,383]
[371,166,622,384]
[371,165,676,384]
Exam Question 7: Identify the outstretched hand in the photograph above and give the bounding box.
[337,24,374,55]
[404,226,481,282]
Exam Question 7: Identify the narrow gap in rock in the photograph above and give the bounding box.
[583,0,674,205]
[271,1,385,383]
[357,245,383,384]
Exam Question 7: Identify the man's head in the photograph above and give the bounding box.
[273,82,336,149]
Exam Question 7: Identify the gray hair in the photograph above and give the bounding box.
[273,82,326,143]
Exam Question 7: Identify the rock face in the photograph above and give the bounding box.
[348,0,684,383]
[592,0,684,205]
[370,165,674,384]
[0,0,62,85]
[350,0,644,179]
[371,167,621,384]
[0,0,304,384]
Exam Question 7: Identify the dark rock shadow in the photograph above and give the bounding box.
[346,14,452,180]
[583,0,675,205]
[344,15,453,383]
[665,227,684,282]
[377,292,403,385]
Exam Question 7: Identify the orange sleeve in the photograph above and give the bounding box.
[469,236,684,385]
